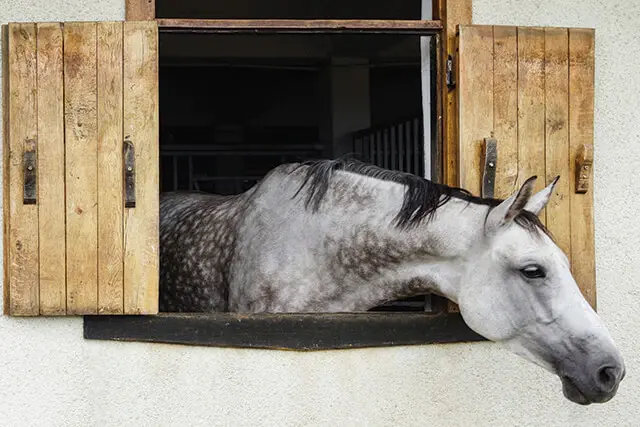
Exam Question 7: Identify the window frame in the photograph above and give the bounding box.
[81,0,478,350]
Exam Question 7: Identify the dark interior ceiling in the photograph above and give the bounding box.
[156,0,422,20]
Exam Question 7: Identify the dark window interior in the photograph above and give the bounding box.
[159,32,435,312]
[156,0,422,20]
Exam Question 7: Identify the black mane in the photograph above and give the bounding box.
[292,158,549,236]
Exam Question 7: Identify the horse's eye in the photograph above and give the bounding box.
[520,265,546,279]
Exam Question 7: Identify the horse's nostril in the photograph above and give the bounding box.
[596,366,618,391]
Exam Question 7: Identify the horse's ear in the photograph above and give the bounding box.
[485,176,538,233]
[523,175,560,215]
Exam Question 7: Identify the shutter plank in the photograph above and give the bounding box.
[492,26,518,198]
[97,22,124,314]
[37,23,66,314]
[123,22,159,314]
[517,27,546,217]
[2,25,10,315]
[5,23,39,315]
[544,28,572,259]
[569,28,596,309]
[64,23,98,314]
[458,25,494,197]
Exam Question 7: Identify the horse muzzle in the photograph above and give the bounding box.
[558,357,626,405]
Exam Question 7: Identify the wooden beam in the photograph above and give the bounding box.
[157,19,443,35]
[433,0,472,188]
[126,0,155,21]
[5,23,40,316]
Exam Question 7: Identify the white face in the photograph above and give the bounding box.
[457,177,625,405]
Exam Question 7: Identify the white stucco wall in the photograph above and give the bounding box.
[1,1,639,426]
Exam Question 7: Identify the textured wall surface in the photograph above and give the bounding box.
[1,1,639,426]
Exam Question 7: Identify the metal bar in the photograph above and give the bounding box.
[376,131,383,166]
[390,126,397,170]
[414,118,420,175]
[397,123,407,172]
[124,139,136,208]
[193,176,264,181]
[158,19,443,35]
[160,150,322,157]
[23,139,37,205]
[363,135,370,163]
[160,143,324,151]
[188,155,194,190]
[172,156,178,190]
[482,137,498,198]
[405,121,412,174]
[383,129,389,169]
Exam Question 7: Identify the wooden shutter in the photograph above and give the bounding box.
[2,21,159,316]
[456,25,596,309]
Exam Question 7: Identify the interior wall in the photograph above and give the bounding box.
[1,1,639,426]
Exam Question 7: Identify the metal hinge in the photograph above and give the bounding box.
[482,136,497,199]
[124,137,136,208]
[446,55,455,89]
[23,138,37,205]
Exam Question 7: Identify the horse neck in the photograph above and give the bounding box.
[322,173,488,309]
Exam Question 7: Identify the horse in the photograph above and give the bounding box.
[159,157,625,405]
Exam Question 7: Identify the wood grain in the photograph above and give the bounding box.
[123,21,159,314]
[440,0,473,188]
[126,0,155,20]
[6,23,39,315]
[37,23,66,315]
[2,25,10,315]
[492,26,518,198]
[97,22,124,314]
[569,28,596,309]
[64,22,98,314]
[458,25,494,197]
[157,19,443,34]
[544,28,572,259]
[517,27,546,219]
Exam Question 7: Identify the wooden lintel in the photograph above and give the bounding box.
[157,19,443,35]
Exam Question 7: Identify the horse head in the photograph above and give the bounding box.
[456,176,625,405]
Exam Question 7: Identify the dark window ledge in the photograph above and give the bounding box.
[83,312,486,351]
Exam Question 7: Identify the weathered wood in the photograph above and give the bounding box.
[569,28,596,309]
[455,24,597,312]
[6,23,39,315]
[544,28,572,259]
[126,0,155,20]
[2,25,10,315]
[436,0,472,188]
[157,19,443,34]
[492,25,518,198]
[97,22,124,314]
[517,27,546,219]
[37,23,66,315]
[64,22,98,314]
[458,25,494,197]
[84,312,486,350]
[123,21,159,314]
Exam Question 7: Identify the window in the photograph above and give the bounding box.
[159,31,437,313]
[3,0,597,350]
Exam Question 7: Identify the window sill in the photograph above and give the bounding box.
[83,312,485,350]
